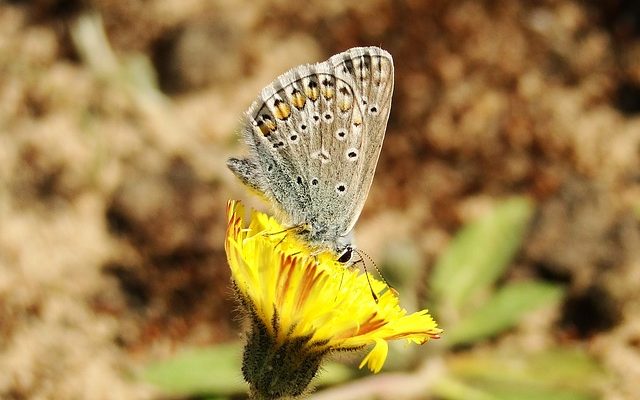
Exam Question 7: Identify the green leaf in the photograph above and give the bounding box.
[141,342,246,396]
[476,382,599,400]
[430,197,535,312]
[448,346,607,396]
[446,281,563,346]
[432,376,499,400]
[141,342,354,396]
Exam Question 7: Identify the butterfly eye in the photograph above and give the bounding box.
[369,105,379,115]
[336,129,347,140]
[337,247,352,263]
[335,183,347,195]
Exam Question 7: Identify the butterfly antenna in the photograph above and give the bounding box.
[351,250,379,303]
[355,248,396,299]
[273,233,288,249]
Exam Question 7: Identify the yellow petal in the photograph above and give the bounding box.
[359,338,389,373]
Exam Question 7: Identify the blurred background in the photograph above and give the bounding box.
[1,1,639,399]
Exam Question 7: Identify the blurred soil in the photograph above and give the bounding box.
[0,0,639,399]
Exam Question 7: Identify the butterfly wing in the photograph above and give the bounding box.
[227,47,394,245]
[323,47,394,236]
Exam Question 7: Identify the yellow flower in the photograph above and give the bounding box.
[225,200,441,399]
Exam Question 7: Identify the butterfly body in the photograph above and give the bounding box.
[228,47,394,258]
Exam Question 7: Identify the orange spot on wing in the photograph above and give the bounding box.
[273,100,291,120]
[291,90,306,109]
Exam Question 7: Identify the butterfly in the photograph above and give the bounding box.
[227,46,394,262]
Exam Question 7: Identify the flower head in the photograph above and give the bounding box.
[225,200,441,398]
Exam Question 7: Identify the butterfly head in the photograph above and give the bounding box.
[333,233,355,264]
